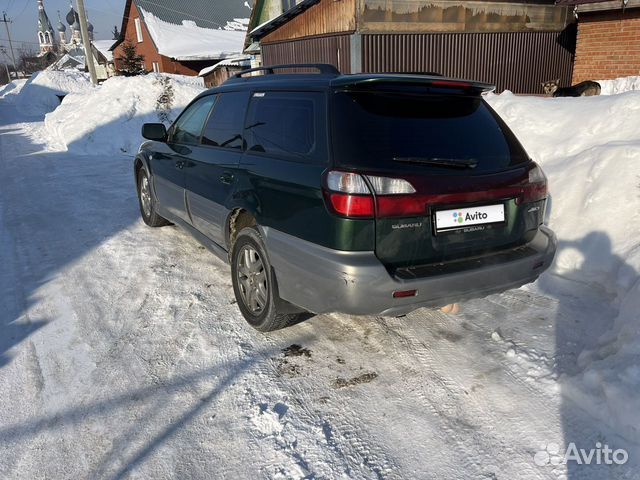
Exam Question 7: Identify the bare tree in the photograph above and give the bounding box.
[0,63,10,85]
[17,45,52,75]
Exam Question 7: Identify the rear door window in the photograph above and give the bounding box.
[244,91,327,164]
[331,90,528,173]
[201,91,250,150]
[170,95,217,145]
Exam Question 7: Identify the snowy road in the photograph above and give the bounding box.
[0,104,634,480]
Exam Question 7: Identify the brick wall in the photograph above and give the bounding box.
[573,8,640,83]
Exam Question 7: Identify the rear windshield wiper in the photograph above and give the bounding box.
[393,157,478,169]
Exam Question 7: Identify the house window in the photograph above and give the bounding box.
[38,32,44,44]
[134,18,143,43]
[152,62,160,73]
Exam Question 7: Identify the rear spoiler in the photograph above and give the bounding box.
[331,74,495,94]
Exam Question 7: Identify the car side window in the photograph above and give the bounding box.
[170,95,217,145]
[201,92,250,150]
[245,91,327,164]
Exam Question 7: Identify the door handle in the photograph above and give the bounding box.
[219,172,234,185]
[175,161,185,170]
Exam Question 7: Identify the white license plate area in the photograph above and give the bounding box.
[435,204,505,232]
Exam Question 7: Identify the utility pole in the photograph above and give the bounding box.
[75,0,97,85]
[0,45,12,81]
[0,12,17,79]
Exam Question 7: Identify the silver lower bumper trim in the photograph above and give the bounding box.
[262,226,557,316]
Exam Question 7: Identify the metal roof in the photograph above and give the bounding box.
[135,0,250,31]
[112,0,251,51]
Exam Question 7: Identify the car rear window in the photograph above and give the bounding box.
[245,91,327,164]
[331,91,529,173]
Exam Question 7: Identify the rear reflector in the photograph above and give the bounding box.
[327,192,374,218]
[393,289,417,298]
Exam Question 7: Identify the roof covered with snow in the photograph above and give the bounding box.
[129,0,251,61]
[92,40,115,62]
[198,55,251,77]
[138,8,248,61]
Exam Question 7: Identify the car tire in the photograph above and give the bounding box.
[137,169,170,227]
[231,227,304,331]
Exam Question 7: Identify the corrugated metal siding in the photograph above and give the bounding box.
[362,31,576,94]
[262,35,352,73]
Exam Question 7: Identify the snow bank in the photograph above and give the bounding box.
[44,73,205,156]
[487,91,640,443]
[0,78,28,100]
[10,70,93,115]
[597,75,640,95]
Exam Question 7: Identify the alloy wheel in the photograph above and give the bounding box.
[236,245,268,315]
[140,175,152,217]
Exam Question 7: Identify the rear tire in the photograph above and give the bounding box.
[231,227,304,331]
[137,169,170,227]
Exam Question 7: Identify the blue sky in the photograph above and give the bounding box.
[1,0,126,52]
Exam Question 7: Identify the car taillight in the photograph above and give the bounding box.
[325,171,374,217]
[520,164,548,204]
[327,193,375,218]
[324,171,419,218]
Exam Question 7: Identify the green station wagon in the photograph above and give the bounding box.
[135,64,557,331]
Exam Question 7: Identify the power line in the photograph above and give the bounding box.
[0,11,17,76]
[10,0,29,20]
[0,37,41,46]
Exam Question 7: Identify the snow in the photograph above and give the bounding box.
[0,78,27,100]
[198,55,251,77]
[139,8,247,61]
[597,75,640,95]
[92,39,115,62]
[3,70,93,115]
[43,73,205,155]
[198,64,217,77]
[486,90,640,447]
[1,69,640,478]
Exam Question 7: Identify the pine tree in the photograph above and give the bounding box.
[116,42,146,77]
[112,26,120,40]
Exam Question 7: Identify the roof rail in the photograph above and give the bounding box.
[233,63,340,78]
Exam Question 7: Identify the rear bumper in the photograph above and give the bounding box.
[262,226,557,316]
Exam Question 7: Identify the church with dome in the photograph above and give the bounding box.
[37,0,94,61]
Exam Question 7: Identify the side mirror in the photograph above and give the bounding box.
[141,123,167,142]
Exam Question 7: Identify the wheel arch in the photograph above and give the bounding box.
[225,207,258,253]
